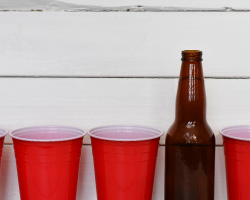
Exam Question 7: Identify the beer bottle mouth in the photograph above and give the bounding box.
[182,50,203,61]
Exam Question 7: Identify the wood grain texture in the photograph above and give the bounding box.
[0,78,249,145]
[1,13,250,77]
[1,0,250,10]
[0,3,238,199]
[0,146,227,199]
[59,0,250,9]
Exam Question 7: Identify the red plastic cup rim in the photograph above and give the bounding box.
[0,128,8,138]
[220,125,250,141]
[9,125,86,142]
[89,125,163,141]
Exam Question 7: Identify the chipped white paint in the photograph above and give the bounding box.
[0,146,227,199]
[0,0,250,11]
[61,0,250,9]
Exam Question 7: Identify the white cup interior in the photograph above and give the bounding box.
[0,129,7,138]
[89,125,163,141]
[10,126,85,142]
[220,125,250,141]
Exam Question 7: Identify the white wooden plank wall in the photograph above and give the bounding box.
[0,0,248,198]
[1,13,250,77]
[0,78,250,145]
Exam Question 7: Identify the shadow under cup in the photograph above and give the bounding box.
[89,125,163,200]
[0,129,7,172]
[10,126,85,200]
[221,125,250,200]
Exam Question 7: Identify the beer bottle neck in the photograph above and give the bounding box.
[175,51,206,122]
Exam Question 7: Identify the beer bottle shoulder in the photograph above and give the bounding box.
[166,120,215,145]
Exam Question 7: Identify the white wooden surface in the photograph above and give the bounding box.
[1,78,250,145]
[1,13,250,77]
[0,0,248,198]
[0,145,227,200]
[1,0,250,10]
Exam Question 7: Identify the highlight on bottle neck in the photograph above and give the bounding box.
[176,50,206,121]
[181,50,203,61]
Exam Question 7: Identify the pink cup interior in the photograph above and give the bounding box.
[89,125,163,141]
[10,126,85,142]
[220,125,250,141]
[0,129,7,138]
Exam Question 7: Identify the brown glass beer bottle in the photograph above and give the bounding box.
[165,50,215,200]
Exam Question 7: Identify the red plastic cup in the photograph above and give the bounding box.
[220,125,250,200]
[0,129,7,171]
[89,125,163,200]
[10,126,85,200]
